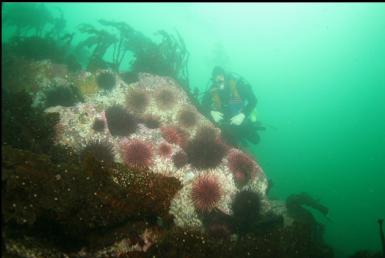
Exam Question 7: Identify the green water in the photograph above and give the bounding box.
[3,3,385,257]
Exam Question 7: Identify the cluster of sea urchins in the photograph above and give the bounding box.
[191,173,223,213]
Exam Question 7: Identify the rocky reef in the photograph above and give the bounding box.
[2,6,334,254]
[2,60,334,257]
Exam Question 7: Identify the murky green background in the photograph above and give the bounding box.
[3,3,385,256]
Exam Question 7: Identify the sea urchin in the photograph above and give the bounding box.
[121,139,153,170]
[227,150,257,186]
[105,105,138,137]
[158,142,173,158]
[191,173,223,213]
[96,70,116,91]
[92,118,106,132]
[172,151,188,169]
[160,126,188,147]
[79,140,115,169]
[154,87,177,110]
[125,87,149,114]
[177,107,198,128]
[185,126,227,169]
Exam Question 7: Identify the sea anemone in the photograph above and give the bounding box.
[120,139,153,170]
[185,126,227,169]
[79,140,115,168]
[231,190,262,234]
[158,142,173,158]
[142,114,161,129]
[172,151,188,169]
[96,70,116,91]
[154,87,177,110]
[177,107,198,128]
[125,87,149,114]
[191,174,223,213]
[105,105,138,137]
[227,150,257,186]
[92,118,106,132]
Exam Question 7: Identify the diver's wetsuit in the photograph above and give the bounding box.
[201,74,260,147]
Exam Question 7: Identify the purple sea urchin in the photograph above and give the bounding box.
[92,118,106,132]
[105,105,138,137]
[96,70,116,91]
[154,87,176,110]
[172,151,188,168]
[185,126,227,169]
[177,107,198,128]
[80,140,115,168]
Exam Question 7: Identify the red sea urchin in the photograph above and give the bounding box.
[227,150,257,186]
[160,126,188,147]
[191,174,223,213]
[158,142,173,158]
[121,139,153,170]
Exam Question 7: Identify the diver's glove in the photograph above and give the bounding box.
[230,113,245,126]
[210,110,224,123]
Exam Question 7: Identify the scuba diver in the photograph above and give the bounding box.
[201,66,265,147]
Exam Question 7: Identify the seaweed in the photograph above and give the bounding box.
[76,23,117,72]
[77,20,191,94]
[4,36,66,63]
[3,3,54,37]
